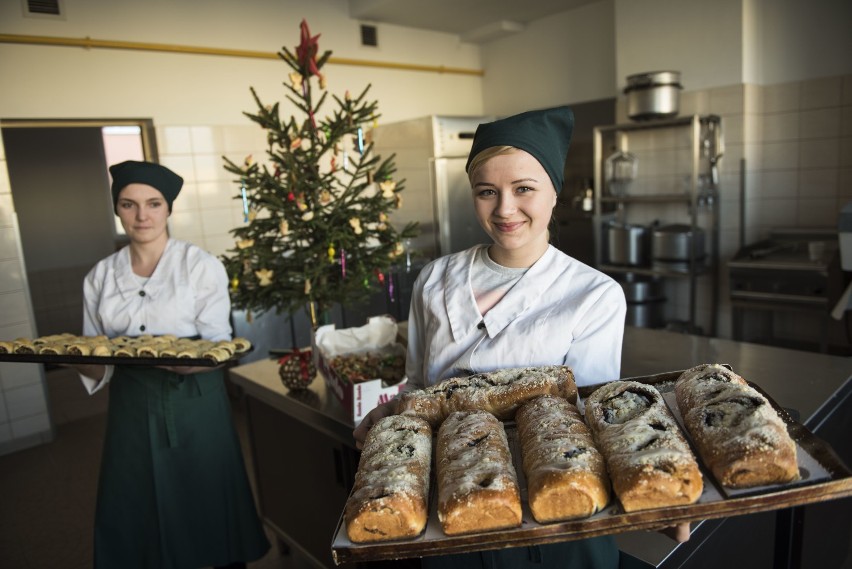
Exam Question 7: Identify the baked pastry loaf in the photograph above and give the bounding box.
[398,365,577,428]
[675,363,799,488]
[436,410,521,535]
[516,395,610,522]
[585,381,703,512]
[344,414,432,543]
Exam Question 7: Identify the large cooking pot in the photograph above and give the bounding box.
[625,71,683,121]
[652,223,706,261]
[617,274,666,328]
[616,273,664,303]
[607,222,650,266]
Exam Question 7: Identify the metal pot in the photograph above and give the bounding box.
[616,274,664,303]
[652,223,706,261]
[625,299,666,328]
[607,222,650,266]
[625,71,683,121]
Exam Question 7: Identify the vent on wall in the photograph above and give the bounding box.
[360,24,378,47]
[23,0,65,18]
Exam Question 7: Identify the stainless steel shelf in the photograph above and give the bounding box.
[593,114,722,336]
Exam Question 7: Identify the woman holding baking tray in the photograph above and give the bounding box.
[355,107,689,568]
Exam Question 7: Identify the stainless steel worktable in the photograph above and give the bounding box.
[229,327,852,569]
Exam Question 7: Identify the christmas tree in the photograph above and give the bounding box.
[221,20,418,326]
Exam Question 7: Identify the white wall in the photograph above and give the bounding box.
[0,0,484,125]
[479,0,616,115]
[743,0,852,86]
[613,0,744,92]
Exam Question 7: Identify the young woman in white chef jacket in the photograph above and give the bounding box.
[355,107,687,568]
[74,161,269,569]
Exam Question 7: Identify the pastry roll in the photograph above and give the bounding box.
[202,348,231,363]
[114,346,137,357]
[344,415,432,543]
[399,365,577,428]
[13,339,36,354]
[0,341,12,354]
[176,349,199,359]
[675,364,799,488]
[214,341,237,356]
[516,395,610,522]
[67,343,93,356]
[436,410,521,535]
[232,337,252,353]
[585,381,703,513]
[158,347,178,358]
[137,345,159,358]
[38,344,66,355]
[92,344,114,357]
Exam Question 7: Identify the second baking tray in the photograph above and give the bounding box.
[0,348,253,367]
[330,368,852,565]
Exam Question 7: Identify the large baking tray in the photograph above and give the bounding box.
[0,348,253,367]
[330,368,852,565]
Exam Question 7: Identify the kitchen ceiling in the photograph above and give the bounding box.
[348,0,599,43]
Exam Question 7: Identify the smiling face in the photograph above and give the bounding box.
[115,183,170,246]
[470,148,558,267]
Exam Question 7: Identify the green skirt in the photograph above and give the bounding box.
[94,366,270,569]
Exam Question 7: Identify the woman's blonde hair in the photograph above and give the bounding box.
[467,146,518,184]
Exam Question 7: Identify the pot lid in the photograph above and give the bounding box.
[624,70,682,91]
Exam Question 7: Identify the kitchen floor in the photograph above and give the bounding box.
[0,367,314,569]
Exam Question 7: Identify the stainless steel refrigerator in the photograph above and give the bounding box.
[371,115,494,259]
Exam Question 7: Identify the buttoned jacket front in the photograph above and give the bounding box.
[405,245,627,389]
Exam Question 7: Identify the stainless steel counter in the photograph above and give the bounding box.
[229,327,852,569]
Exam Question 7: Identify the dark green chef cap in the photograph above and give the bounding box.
[466,106,574,195]
[109,160,183,213]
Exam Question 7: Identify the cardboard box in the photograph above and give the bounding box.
[314,316,407,425]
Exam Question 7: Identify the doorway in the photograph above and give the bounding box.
[0,119,156,424]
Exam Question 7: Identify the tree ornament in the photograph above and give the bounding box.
[230,276,239,291]
[327,244,335,261]
[377,271,385,284]
[289,137,302,151]
[349,217,363,235]
[304,279,312,294]
[237,238,254,250]
[302,210,314,221]
[278,348,317,391]
[380,179,396,198]
[340,248,347,278]
[319,189,332,205]
[288,72,303,89]
[279,219,289,236]
[255,268,274,286]
[287,192,296,202]
[240,181,250,222]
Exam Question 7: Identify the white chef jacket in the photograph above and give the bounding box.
[405,244,626,389]
[80,239,232,393]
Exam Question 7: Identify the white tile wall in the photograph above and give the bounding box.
[156,124,269,260]
[0,153,53,456]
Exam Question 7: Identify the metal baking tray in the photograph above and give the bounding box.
[0,348,253,367]
[330,368,852,565]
